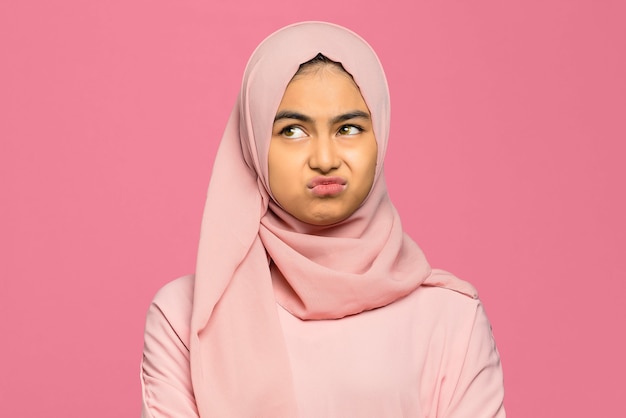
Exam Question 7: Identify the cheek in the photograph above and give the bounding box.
[344,139,378,206]
[358,138,378,182]
[267,150,284,198]
[368,141,379,169]
[268,142,301,200]
[359,140,379,198]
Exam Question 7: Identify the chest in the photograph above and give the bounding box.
[276,300,443,417]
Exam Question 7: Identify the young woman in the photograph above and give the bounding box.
[141,22,505,417]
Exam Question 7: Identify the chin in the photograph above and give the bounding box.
[301,212,351,227]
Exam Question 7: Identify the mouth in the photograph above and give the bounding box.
[307,176,347,197]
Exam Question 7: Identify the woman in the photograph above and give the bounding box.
[141,22,505,417]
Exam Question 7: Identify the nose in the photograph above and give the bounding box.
[308,135,340,173]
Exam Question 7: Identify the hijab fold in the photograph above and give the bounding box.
[190,22,448,416]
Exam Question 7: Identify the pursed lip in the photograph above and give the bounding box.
[307,176,347,197]
[307,176,347,188]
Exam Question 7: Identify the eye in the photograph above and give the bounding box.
[337,125,363,136]
[280,126,307,139]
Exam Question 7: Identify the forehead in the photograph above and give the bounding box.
[277,69,370,116]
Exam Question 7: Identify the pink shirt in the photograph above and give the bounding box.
[141,273,505,417]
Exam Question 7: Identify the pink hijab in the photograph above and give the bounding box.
[189,21,468,416]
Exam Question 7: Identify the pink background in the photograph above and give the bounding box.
[2,1,625,416]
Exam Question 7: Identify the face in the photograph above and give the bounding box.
[268,66,378,226]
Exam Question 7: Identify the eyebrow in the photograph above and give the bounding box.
[273,111,312,124]
[273,110,370,125]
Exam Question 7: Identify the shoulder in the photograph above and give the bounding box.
[145,274,195,350]
[412,273,505,416]
[400,269,491,342]
[422,268,479,300]
[141,275,199,416]
[151,274,195,309]
[412,269,480,314]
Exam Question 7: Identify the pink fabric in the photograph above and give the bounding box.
[141,272,505,417]
[188,22,482,416]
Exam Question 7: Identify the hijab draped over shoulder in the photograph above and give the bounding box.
[189,21,475,417]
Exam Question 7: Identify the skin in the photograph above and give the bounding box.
[268,65,378,226]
